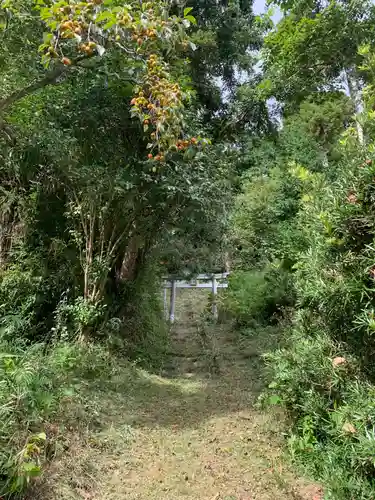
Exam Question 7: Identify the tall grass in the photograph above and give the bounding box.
[0,338,114,497]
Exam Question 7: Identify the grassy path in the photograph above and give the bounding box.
[33,293,321,500]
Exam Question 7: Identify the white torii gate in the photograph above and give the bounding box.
[162,273,230,323]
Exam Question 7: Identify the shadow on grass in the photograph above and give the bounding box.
[29,321,287,500]
[77,325,272,432]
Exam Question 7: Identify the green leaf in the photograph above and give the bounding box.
[39,7,52,19]
[184,7,193,16]
[29,432,47,443]
[10,475,26,493]
[42,32,53,44]
[268,395,281,405]
[358,44,370,56]
[36,432,47,441]
[184,147,196,160]
[22,462,42,477]
[103,19,116,29]
[95,11,113,22]
[185,15,197,25]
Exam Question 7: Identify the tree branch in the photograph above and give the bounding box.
[0,55,94,113]
[0,66,67,113]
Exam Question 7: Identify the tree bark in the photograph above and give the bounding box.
[345,67,364,145]
[0,211,13,268]
[119,236,139,281]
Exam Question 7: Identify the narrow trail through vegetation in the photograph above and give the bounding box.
[32,292,319,500]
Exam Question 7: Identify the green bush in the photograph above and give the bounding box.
[264,327,357,416]
[107,264,169,367]
[287,153,375,370]
[231,167,302,270]
[0,266,49,341]
[227,162,301,327]
[225,266,295,325]
[0,337,114,497]
[263,326,375,498]
[53,296,106,341]
[259,151,375,497]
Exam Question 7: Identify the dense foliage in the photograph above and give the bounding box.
[0,0,264,495]
[4,0,375,496]
[224,1,375,497]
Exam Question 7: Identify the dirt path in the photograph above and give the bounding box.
[33,293,320,500]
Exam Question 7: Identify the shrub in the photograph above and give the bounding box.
[263,324,375,498]
[0,337,115,497]
[0,267,48,341]
[264,326,357,416]
[288,153,375,361]
[107,263,169,367]
[53,296,106,341]
[225,266,295,325]
[255,144,375,497]
[230,167,302,270]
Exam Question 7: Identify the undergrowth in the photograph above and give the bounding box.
[0,257,169,498]
[263,326,375,499]
[0,338,115,498]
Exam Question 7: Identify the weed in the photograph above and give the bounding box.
[0,338,115,497]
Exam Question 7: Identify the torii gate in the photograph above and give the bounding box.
[162,273,230,323]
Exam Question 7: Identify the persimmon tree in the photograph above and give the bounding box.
[0,0,266,343]
[0,0,199,156]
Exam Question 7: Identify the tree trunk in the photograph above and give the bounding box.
[0,210,14,268]
[224,251,231,272]
[346,67,364,145]
[118,237,139,281]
